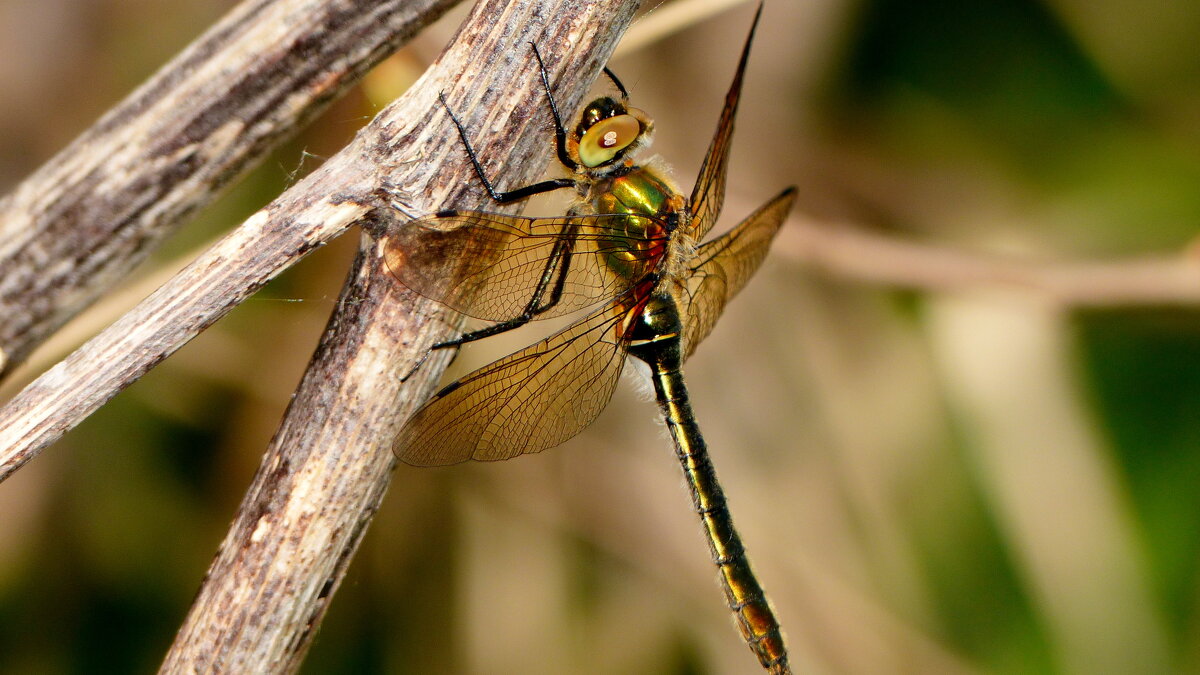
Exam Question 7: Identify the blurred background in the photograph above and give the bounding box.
[3,0,1200,672]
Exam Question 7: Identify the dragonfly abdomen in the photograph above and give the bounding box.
[626,297,791,674]
[654,365,790,674]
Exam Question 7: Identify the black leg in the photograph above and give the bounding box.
[430,219,580,350]
[401,233,572,379]
[439,93,575,204]
[416,44,596,379]
[399,341,462,383]
[602,66,629,99]
[527,43,579,172]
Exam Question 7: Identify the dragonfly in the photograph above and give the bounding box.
[383,6,796,673]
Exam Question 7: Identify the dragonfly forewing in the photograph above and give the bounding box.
[383,211,668,322]
[687,4,762,240]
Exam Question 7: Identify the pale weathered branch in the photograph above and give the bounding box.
[0,0,460,376]
[0,0,613,477]
[0,0,637,495]
[0,172,368,481]
[778,216,1200,306]
[1,0,640,668]
[154,0,642,672]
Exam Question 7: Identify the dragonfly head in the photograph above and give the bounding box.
[572,96,653,169]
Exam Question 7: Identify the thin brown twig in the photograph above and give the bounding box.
[778,215,1200,307]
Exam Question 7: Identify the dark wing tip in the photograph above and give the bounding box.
[778,186,799,208]
[732,3,765,95]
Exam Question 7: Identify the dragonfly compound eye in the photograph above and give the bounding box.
[578,114,642,167]
[576,96,641,168]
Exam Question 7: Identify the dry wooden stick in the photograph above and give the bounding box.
[778,217,1200,306]
[156,4,641,668]
[1,0,640,667]
[0,0,640,495]
[0,0,633,472]
[0,0,459,376]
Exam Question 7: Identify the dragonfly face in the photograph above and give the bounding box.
[571,95,652,170]
[384,5,797,673]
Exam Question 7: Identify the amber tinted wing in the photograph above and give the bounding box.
[687,5,762,240]
[394,297,637,466]
[680,187,796,361]
[383,211,666,322]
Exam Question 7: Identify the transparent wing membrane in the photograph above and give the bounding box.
[687,5,762,240]
[394,297,637,466]
[680,187,796,361]
[383,211,669,322]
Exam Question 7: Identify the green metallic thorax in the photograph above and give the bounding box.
[581,165,684,283]
[590,166,677,219]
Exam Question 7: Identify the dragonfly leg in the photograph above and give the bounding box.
[429,258,572,349]
[431,318,527,350]
[399,341,462,384]
[426,287,561,348]
[430,215,579,351]
[438,92,574,204]
[528,42,628,167]
[601,66,629,100]
[526,43,579,172]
